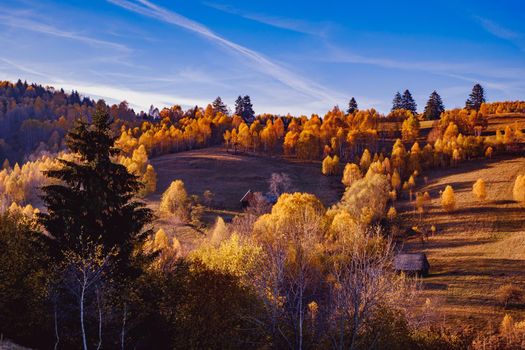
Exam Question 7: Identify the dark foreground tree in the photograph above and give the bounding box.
[38,102,154,348]
[465,83,485,111]
[39,102,153,277]
[423,91,445,120]
[347,97,358,114]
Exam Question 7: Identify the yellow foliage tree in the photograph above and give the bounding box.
[513,175,525,204]
[341,163,362,187]
[359,149,372,172]
[472,178,487,201]
[210,216,229,247]
[159,180,188,219]
[441,185,456,211]
[322,155,339,176]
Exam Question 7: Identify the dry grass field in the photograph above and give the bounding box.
[400,156,525,329]
[486,113,525,133]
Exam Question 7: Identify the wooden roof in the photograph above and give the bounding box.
[394,253,430,272]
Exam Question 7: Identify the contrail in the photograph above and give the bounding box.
[107,0,340,104]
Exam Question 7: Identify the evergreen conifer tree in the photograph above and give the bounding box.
[212,96,228,115]
[423,91,445,120]
[242,95,255,123]
[347,97,358,114]
[234,95,244,117]
[465,84,485,111]
[401,89,417,115]
[392,92,403,111]
[39,102,154,278]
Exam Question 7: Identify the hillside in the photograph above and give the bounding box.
[148,146,344,210]
[400,156,525,328]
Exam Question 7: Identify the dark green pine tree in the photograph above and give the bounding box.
[423,91,445,120]
[39,102,154,279]
[242,95,255,123]
[347,97,358,114]
[392,92,403,111]
[465,84,485,111]
[401,89,417,115]
[212,96,228,115]
[234,95,244,117]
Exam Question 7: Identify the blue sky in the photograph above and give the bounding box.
[0,0,524,115]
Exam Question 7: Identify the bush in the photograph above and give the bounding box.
[496,283,523,308]
[513,175,525,204]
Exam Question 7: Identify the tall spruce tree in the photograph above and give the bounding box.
[401,89,417,115]
[234,95,244,117]
[347,97,358,114]
[242,95,255,123]
[392,92,403,111]
[465,84,485,111]
[39,102,153,278]
[423,91,445,120]
[212,96,228,115]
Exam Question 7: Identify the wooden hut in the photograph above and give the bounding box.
[240,190,255,209]
[394,253,430,276]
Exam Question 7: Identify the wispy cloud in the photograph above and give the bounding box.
[320,44,525,92]
[203,2,330,37]
[473,15,524,51]
[0,9,130,52]
[106,0,341,104]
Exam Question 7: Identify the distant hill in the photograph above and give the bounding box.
[0,80,143,163]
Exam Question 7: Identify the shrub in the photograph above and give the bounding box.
[513,175,525,204]
[496,284,523,308]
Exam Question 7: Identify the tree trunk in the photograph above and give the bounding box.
[54,303,60,350]
[96,289,102,350]
[121,303,127,350]
[80,278,88,350]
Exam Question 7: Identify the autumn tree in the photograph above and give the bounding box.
[160,180,189,220]
[341,163,362,188]
[401,114,420,142]
[322,155,339,175]
[268,172,293,197]
[441,185,456,211]
[513,175,525,204]
[359,148,372,172]
[465,84,486,111]
[252,192,326,349]
[423,91,445,120]
[472,178,487,201]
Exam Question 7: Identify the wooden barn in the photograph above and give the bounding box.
[240,190,278,209]
[240,190,255,209]
[394,253,430,276]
